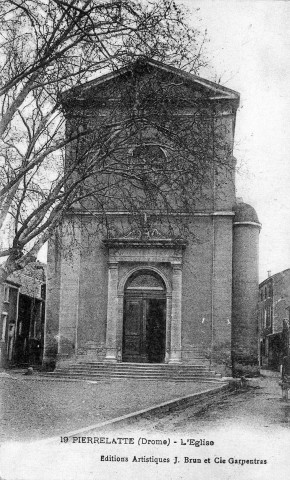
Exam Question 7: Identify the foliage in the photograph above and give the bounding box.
[0,0,208,279]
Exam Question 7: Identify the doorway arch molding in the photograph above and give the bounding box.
[118,265,172,296]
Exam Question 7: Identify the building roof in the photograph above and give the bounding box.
[61,58,240,106]
[260,268,290,288]
[233,202,260,224]
[7,261,46,299]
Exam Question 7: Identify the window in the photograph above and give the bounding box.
[268,282,273,297]
[266,306,271,328]
[41,284,46,300]
[270,306,273,329]
[260,311,264,330]
[131,145,168,205]
[1,313,7,341]
[3,285,9,303]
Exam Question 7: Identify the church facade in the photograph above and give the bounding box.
[43,60,261,376]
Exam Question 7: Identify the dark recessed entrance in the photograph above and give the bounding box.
[122,271,166,363]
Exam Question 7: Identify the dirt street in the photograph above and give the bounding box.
[112,371,290,434]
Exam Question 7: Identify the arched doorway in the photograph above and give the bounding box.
[123,270,166,363]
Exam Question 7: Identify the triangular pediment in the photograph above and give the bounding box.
[61,58,239,108]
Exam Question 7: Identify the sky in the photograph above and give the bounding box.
[38,1,290,282]
[179,0,290,281]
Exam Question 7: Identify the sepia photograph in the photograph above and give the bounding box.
[0,1,289,479]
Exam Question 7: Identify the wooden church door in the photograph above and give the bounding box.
[123,297,147,362]
[122,270,166,363]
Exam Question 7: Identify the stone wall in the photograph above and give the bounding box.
[232,222,260,376]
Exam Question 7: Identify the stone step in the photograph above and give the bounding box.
[55,365,214,371]
[53,369,216,376]
[54,370,215,378]
[43,372,222,382]
[73,364,210,370]
[71,363,209,371]
[45,361,222,382]
[77,361,208,365]
[54,368,214,375]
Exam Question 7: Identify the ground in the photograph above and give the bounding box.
[108,370,290,433]
[0,372,217,442]
[1,370,290,480]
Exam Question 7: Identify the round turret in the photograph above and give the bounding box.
[232,202,261,376]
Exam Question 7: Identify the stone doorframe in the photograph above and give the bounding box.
[103,239,185,364]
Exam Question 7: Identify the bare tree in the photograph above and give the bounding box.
[58,58,235,247]
[0,0,208,282]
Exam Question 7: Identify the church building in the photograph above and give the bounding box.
[43,59,261,377]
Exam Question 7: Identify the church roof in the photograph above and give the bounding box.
[234,202,260,224]
[61,58,240,106]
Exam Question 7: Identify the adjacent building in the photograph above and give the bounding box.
[1,262,46,367]
[259,268,290,369]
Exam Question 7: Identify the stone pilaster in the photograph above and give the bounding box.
[165,294,172,363]
[57,221,81,365]
[105,262,119,362]
[169,263,182,364]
